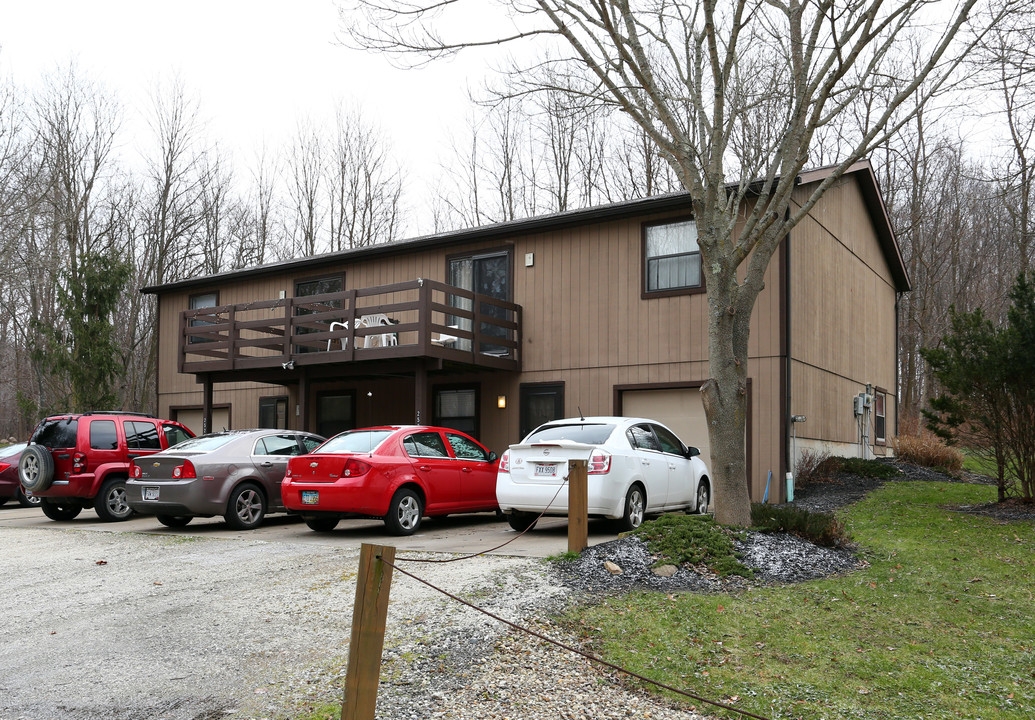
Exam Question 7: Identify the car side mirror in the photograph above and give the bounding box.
[687,446,700,458]
[489,451,498,463]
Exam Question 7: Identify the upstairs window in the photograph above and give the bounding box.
[644,219,702,294]
[189,292,219,344]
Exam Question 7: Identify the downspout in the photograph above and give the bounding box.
[783,205,793,502]
[895,291,901,444]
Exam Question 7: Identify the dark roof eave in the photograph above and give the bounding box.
[143,160,910,295]
[140,193,694,294]
[797,160,910,293]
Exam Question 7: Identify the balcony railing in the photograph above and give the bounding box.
[178,279,521,374]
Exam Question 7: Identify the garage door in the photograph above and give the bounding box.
[621,388,710,467]
[173,407,231,436]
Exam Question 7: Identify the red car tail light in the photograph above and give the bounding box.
[342,458,371,478]
[498,449,510,473]
[588,449,611,475]
[130,464,142,478]
[172,460,197,479]
[0,462,10,474]
[72,452,87,472]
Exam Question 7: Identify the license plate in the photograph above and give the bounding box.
[301,490,319,505]
[534,463,557,477]
[144,487,160,501]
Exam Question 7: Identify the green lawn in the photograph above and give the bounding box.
[961,449,1017,484]
[570,482,1034,719]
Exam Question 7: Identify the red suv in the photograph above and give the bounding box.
[18,412,194,522]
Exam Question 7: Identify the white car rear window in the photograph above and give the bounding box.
[524,424,615,445]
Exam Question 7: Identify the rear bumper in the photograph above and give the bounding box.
[495,474,624,519]
[281,479,387,517]
[32,475,97,500]
[125,479,225,516]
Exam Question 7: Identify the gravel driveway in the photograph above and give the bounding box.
[0,521,846,720]
[4,461,1009,720]
[0,527,569,720]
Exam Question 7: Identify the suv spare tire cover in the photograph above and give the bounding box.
[19,445,56,492]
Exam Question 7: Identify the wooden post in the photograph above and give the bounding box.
[201,375,213,435]
[342,543,396,720]
[414,362,428,425]
[568,459,588,553]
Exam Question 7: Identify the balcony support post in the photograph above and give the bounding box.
[299,369,310,432]
[414,361,428,426]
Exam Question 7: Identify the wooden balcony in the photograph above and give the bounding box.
[177,279,521,377]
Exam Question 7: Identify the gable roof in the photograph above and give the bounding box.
[142,160,908,294]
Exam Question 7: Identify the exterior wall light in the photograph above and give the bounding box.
[497,395,507,409]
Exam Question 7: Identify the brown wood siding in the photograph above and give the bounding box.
[154,174,897,501]
[790,176,899,454]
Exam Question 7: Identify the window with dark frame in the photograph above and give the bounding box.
[519,383,565,439]
[316,392,355,438]
[294,275,344,353]
[188,292,219,344]
[258,396,289,430]
[874,391,886,444]
[433,387,478,436]
[644,219,702,293]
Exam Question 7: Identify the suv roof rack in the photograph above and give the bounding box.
[83,411,158,418]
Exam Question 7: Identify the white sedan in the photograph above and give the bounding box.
[496,416,711,532]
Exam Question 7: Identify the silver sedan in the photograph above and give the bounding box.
[127,430,325,530]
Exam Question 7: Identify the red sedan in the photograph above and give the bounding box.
[282,425,500,535]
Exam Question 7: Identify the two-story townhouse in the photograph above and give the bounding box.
[144,159,907,503]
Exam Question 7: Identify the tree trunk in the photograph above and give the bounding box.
[701,270,754,528]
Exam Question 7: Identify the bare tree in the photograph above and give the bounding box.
[975,14,1035,274]
[345,0,1016,525]
[285,119,325,257]
[326,105,404,250]
[196,147,245,275]
[138,76,205,285]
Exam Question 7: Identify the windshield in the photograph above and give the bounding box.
[315,430,392,454]
[165,434,238,453]
[524,423,615,446]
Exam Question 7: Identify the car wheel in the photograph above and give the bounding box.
[384,488,423,536]
[40,499,82,521]
[224,483,266,530]
[617,484,646,532]
[0,496,7,506]
[304,517,339,532]
[506,511,539,532]
[17,486,41,508]
[696,481,711,514]
[157,514,193,528]
[94,478,134,522]
[18,445,55,493]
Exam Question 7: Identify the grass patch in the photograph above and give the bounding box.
[546,550,581,563]
[571,482,1035,719]
[750,503,852,548]
[630,514,752,579]
[295,702,341,720]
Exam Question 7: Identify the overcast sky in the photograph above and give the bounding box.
[0,0,505,229]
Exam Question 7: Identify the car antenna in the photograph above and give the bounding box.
[578,406,584,421]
